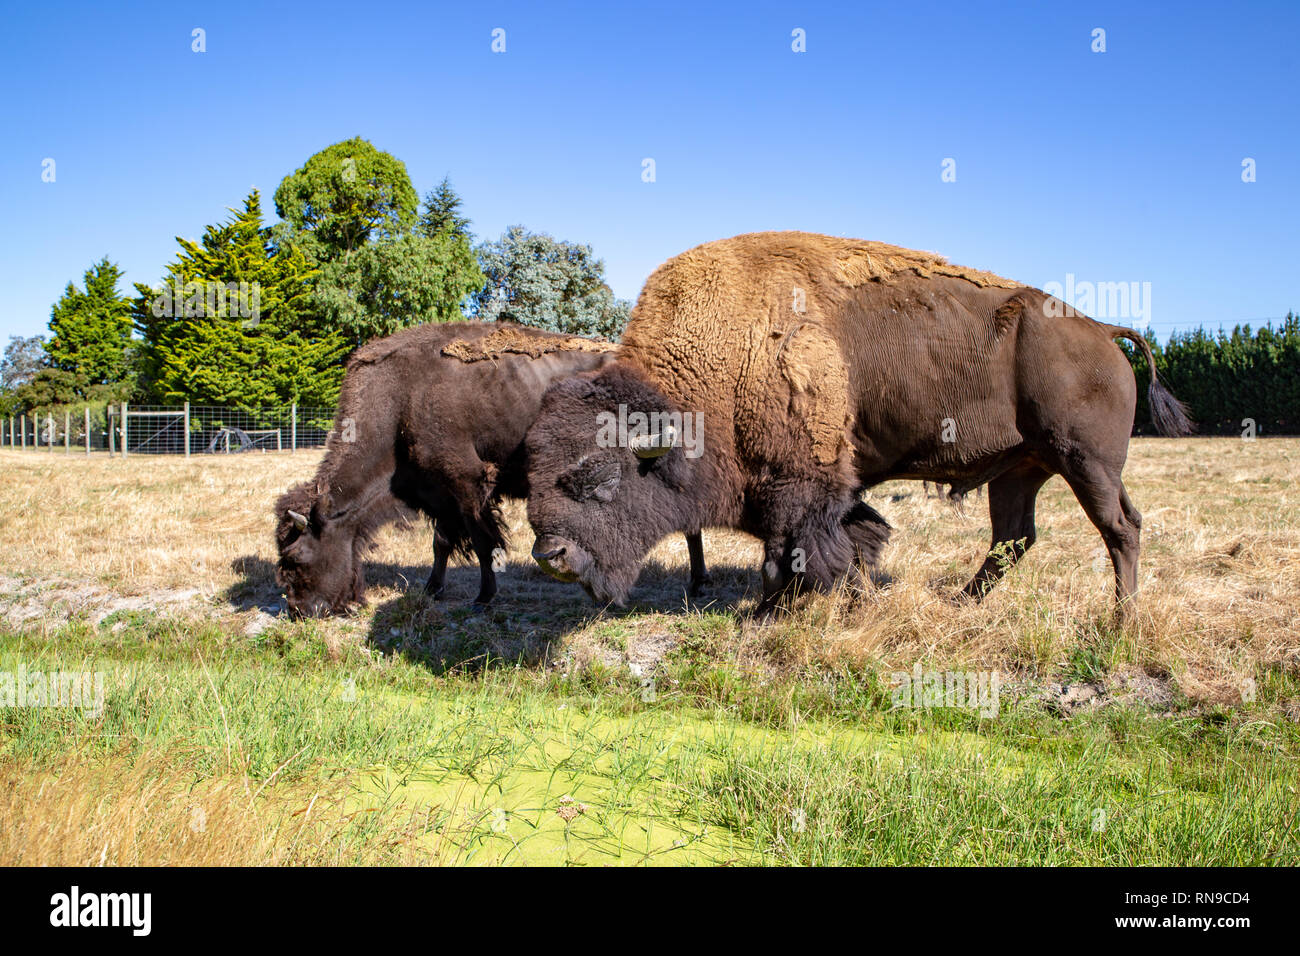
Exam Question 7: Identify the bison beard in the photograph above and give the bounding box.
[526,231,1193,622]
[274,322,709,618]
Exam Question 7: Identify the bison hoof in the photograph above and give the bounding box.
[688,574,713,597]
[949,587,981,606]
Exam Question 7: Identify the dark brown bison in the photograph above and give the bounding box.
[274,321,709,617]
[525,232,1192,621]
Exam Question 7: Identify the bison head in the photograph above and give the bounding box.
[274,483,365,618]
[525,363,704,606]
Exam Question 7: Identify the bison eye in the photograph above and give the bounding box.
[558,458,622,502]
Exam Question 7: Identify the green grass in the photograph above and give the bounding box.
[2,613,1297,865]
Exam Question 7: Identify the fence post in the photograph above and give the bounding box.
[85,406,91,455]
[184,402,191,459]
[291,404,297,453]
[64,410,70,453]
[47,413,54,453]
[20,414,26,449]
[120,402,129,458]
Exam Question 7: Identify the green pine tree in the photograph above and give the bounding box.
[134,190,348,408]
[418,177,472,241]
[46,258,134,390]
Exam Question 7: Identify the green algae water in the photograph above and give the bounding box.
[3,632,1296,865]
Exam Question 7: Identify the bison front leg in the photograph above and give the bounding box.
[685,531,711,596]
[424,525,452,599]
[756,538,796,619]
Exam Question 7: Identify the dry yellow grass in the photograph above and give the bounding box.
[0,439,1296,706]
[0,747,460,866]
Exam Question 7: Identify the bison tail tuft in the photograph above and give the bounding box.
[1107,325,1196,437]
[1148,376,1195,438]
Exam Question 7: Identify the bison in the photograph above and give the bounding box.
[274,321,710,618]
[525,232,1192,621]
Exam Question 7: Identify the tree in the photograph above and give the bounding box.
[1122,313,1300,435]
[272,137,419,262]
[0,335,46,392]
[134,190,347,408]
[274,142,485,346]
[314,231,484,345]
[45,259,134,390]
[472,226,631,340]
[418,176,472,241]
[9,368,83,413]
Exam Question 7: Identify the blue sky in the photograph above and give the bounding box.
[1,0,1295,342]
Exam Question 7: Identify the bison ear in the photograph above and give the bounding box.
[282,533,315,562]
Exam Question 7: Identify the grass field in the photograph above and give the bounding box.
[1,439,1297,865]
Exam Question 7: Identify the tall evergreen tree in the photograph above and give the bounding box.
[134,190,347,407]
[418,177,472,241]
[314,231,484,345]
[46,258,134,389]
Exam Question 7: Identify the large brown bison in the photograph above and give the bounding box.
[525,232,1192,620]
[274,321,709,617]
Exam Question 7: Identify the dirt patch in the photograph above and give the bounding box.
[832,240,1021,290]
[0,576,210,629]
[1041,669,1178,717]
[442,328,616,363]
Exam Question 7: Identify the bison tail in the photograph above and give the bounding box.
[1106,325,1195,437]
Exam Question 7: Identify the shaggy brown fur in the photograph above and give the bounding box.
[274,321,709,617]
[526,231,1192,619]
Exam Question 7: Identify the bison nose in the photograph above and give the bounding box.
[532,536,579,581]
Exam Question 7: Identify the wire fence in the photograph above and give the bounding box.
[0,404,335,456]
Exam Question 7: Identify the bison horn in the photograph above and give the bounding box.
[630,425,678,459]
[287,509,309,532]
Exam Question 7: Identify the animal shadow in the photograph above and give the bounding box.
[363,555,757,674]
[225,551,756,676]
